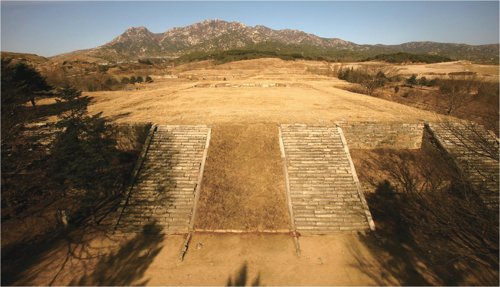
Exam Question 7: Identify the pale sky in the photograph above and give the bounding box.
[2,1,499,56]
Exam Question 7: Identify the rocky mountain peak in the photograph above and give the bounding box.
[63,19,497,64]
[110,26,155,42]
[126,26,149,32]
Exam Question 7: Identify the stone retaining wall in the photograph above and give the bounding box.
[339,122,424,149]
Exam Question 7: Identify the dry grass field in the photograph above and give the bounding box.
[85,59,445,125]
[334,60,499,80]
[81,58,499,127]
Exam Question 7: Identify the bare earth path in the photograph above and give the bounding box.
[144,233,396,285]
[22,232,402,286]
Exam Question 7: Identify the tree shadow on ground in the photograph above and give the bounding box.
[226,261,261,286]
[1,228,67,285]
[1,193,124,286]
[21,96,91,122]
[349,181,435,286]
[108,112,132,122]
[69,221,164,286]
[1,201,164,286]
[350,179,499,286]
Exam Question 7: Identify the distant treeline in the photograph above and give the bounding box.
[177,49,329,64]
[175,42,382,64]
[177,47,455,65]
[363,52,453,64]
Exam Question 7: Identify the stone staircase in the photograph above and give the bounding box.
[116,125,210,234]
[279,124,374,234]
[426,122,499,208]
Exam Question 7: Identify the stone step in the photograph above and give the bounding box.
[116,125,209,233]
[426,123,499,209]
[280,125,374,234]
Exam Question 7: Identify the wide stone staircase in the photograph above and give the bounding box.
[116,125,210,234]
[426,122,499,208]
[279,124,374,234]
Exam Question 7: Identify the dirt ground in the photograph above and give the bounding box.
[9,231,423,286]
[195,123,290,230]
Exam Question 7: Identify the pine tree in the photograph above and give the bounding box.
[50,86,123,224]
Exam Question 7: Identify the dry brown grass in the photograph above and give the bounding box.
[332,60,499,81]
[81,58,498,127]
[195,123,289,230]
[85,62,443,125]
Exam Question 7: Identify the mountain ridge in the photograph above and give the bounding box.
[51,19,499,64]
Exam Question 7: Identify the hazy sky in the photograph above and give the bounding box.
[2,1,499,57]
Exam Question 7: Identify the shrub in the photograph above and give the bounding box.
[136,76,144,83]
[364,71,387,95]
[338,67,387,95]
[104,77,119,90]
[418,76,428,86]
[138,58,153,65]
[416,76,437,87]
[98,65,109,73]
[145,76,153,83]
[121,77,130,84]
[437,75,479,115]
[338,67,369,83]
[406,74,418,85]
